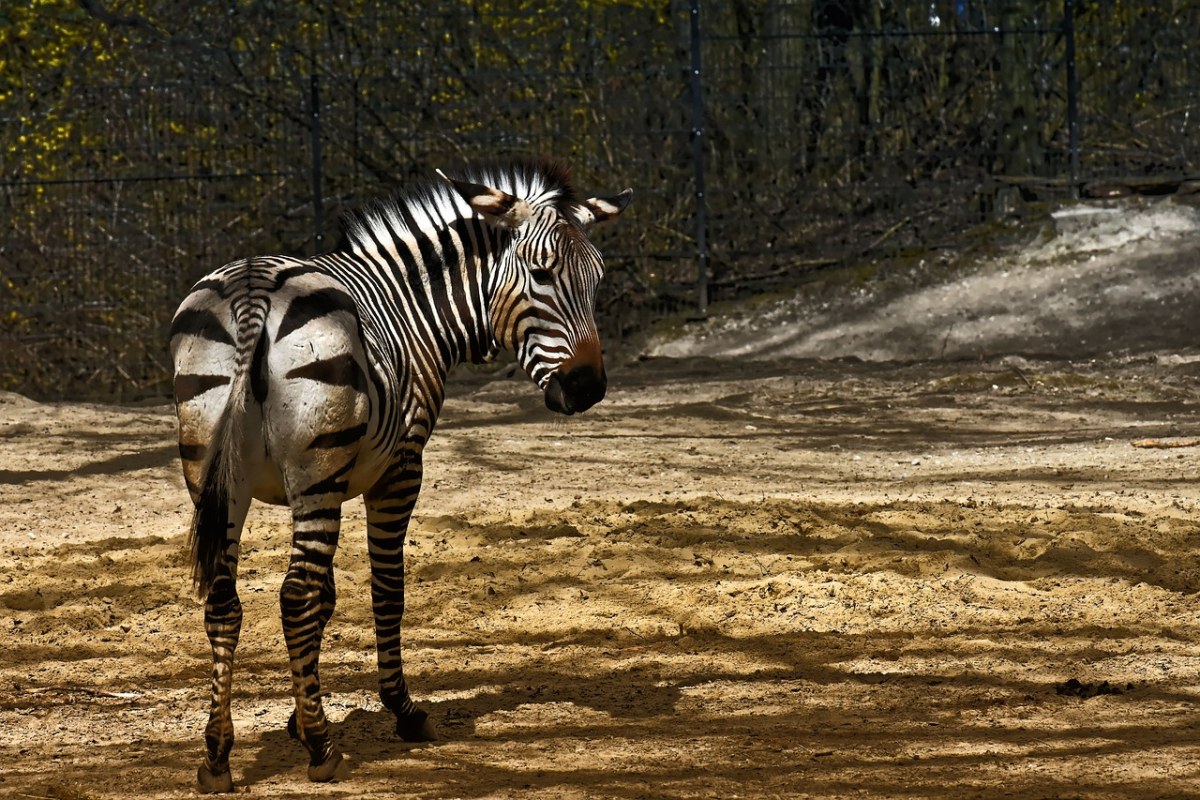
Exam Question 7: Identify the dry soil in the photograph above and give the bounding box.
[3,351,1200,799]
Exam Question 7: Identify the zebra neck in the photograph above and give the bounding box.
[424,245,501,370]
[340,218,503,373]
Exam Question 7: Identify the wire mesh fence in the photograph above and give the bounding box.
[2,0,1198,401]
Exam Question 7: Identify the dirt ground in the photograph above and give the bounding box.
[2,350,1200,799]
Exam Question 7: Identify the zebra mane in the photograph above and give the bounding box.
[338,158,580,252]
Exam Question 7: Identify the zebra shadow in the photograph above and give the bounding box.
[237,724,300,786]
[235,669,685,787]
[235,714,423,787]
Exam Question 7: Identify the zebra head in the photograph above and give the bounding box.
[440,166,631,415]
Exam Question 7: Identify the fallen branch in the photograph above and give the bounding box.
[1131,437,1200,449]
[21,685,143,700]
[861,215,911,255]
[1008,364,1033,389]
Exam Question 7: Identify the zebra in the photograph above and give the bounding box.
[169,158,630,792]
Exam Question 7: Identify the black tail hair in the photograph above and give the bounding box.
[189,443,231,599]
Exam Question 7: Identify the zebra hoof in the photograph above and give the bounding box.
[395,707,437,742]
[197,762,235,793]
[308,750,352,783]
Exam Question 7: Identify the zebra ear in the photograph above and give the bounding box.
[570,188,632,228]
[436,169,532,229]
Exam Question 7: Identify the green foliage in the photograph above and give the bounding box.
[1,1,85,181]
[1,0,1198,399]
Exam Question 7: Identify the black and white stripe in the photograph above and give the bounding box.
[170,158,629,791]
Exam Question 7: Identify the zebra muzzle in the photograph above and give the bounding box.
[544,364,607,415]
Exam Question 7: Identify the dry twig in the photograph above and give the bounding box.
[1131,438,1200,449]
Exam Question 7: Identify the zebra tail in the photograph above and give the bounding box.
[189,290,269,599]
[188,399,242,599]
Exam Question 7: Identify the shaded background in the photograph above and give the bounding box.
[2,0,1198,400]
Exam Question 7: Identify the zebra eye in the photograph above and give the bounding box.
[529,268,554,285]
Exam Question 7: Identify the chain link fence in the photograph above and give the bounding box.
[2,1,1198,401]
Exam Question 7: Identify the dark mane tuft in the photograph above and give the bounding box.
[465,156,578,211]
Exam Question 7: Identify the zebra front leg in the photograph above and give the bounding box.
[367,459,436,742]
[281,499,352,782]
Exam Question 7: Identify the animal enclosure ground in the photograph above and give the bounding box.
[3,354,1200,799]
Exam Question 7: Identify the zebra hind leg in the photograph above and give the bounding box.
[286,568,335,742]
[196,498,249,793]
[280,497,353,782]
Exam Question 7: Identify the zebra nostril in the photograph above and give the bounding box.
[562,364,605,412]
[544,373,571,415]
[544,365,605,416]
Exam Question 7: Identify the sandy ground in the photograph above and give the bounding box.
[3,349,1200,799]
[650,199,1200,363]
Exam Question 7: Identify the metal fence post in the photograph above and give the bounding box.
[1064,0,1080,199]
[688,0,709,319]
[310,69,326,253]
